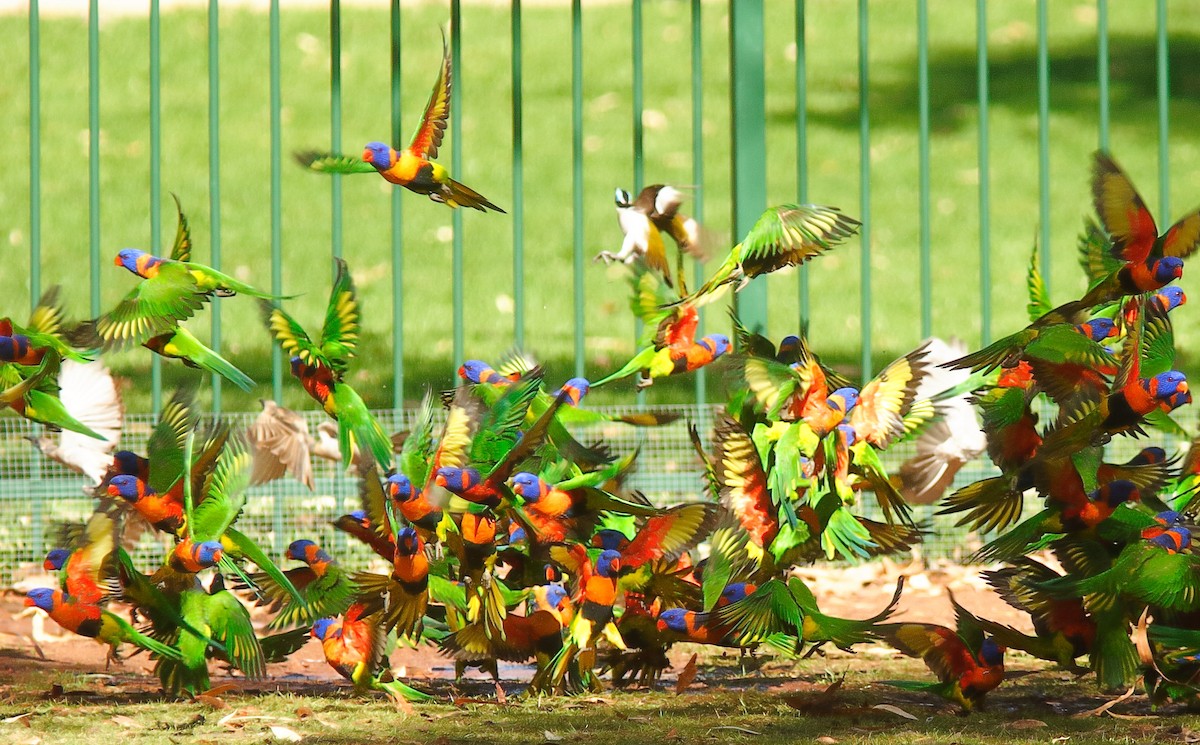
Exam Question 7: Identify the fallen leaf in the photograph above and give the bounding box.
[194,694,227,710]
[675,653,698,695]
[494,682,507,705]
[543,731,563,742]
[1074,687,1135,719]
[2,713,32,725]
[269,725,303,742]
[1009,720,1046,729]
[206,683,239,697]
[1133,608,1155,668]
[110,715,143,729]
[872,704,917,721]
[295,707,314,720]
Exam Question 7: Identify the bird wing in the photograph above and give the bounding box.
[64,508,116,604]
[293,150,377,174]
[319,258,360,368]
[711,413,777,549]
[145,387,198,495]
[355,456,396,544]
[189,437,251,542]
[168,194,192,262]
[407,34,452,160]
[247,402,314,491]
[206,589,266,679]
[399,390,438,488]
[1026,242,1052,322]
[716,578,804,643]
[1077,217,1123,286]
[89,264,207,347]
[52,359,122,484]
[738,203,861,272]
[622,502,718,567]
[879,622,972,684]
[850,342,931,449]
[1092,151,1159,264]
[264,302,329,371]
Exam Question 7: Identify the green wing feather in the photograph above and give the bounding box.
[89,264,208,347]
[206,589,266,679]
[400,390,438,487]
[189,438,251,541]
[103,609,183,660]
[331,384,393,469]
[294,150,377,174]
[264,302,330,371]
[319,258,359,370]
[145,387,197,495]
[716,578,805,643]
[169,194,192,262]
[738,203,861,271]
[1026,242,1053,322]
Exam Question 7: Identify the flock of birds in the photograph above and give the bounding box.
[7,38,1200,712]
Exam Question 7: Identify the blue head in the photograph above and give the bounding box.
[508,525,527,544]
[1130,447,1167,466]
[721,582,756,604]
[436,466,480,493]
[1077,317,1118,342]
[1092,479,1140,507]
[289,355,304,377]
[657,608,689,633]
[1152,286,1187,314]
[113,450,143,476]
[286,539,318,562]
[107,474,142,502]
[829,387,860,414]
[24,587,57,612]
[194,540,225,568]
[593,529,627,552]
[510,472,547,501]
[560,378,591,406]
[1152,256,1185,284]
[311,617,340,641]
[1155,510,1184,527]
[396,527,421,556]
[703,334,732,358]
[1148,371,1189,401]
[361,142,392,168]
[43,549,70,572]
[385,473,413,501]
[979,637,1005,667]
[544,583,569,610]
[458,360,491,384]
[596,549,622,578]
[836,423,858,446]
[349,509,368,523]
[113,248,147,274]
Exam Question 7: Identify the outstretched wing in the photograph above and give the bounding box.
[319,258,360,370]
[1092,151,1159,264]
[739,203,861,273]
[169,194,192,262]
[407,35,452,160]
[293,150,377,174]
[850,342,931,449]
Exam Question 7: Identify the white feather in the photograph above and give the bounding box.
[32,359,122,487]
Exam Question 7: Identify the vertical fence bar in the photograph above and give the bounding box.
[150,0,163,415]
[89,0,100,318]
[691,0,706,403]
[270,0,283,403]
[857,0,871,378]
[572,0,585,378]
[729,0,768,334]
[330,0,343,265]
[977,0,991,346]
[451,0,465,371]
[632,0,644,192]
[917,0,931,338]
[28,0,40,311]
[795,0,809,328]
[1156,0,1169,219]
[1097,0,1109,151]
[208,0,224,412]
[511,0,525,349]
[1036,0,1050,293]
[391,0,404,405]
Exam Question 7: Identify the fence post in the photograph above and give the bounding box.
[729,0,768,334]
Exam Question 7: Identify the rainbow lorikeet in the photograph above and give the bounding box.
[716,575,904,654]
[42,507,121,607]
[655,584,758,647]
[440,584,572,675]
[24,587,182,664]
[1092,150,1200,267]
[354,526,429,640]
[264,258,392,469]
[509,470,661,544]
[0,286,93,364]
[334,508,396,562]
[248,539,357,631]
[878,593,1007,711]
[676,203,859,308]
[982,558,1096,674]
[296,37,502,213]
[312,602,433,702]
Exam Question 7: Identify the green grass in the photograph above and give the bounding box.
[2,1,1200,412]
[2,653,1199,744]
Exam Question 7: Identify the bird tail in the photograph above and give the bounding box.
[444,178,505,213]
[26,390,107,440]
[106,611,184,661]
[374,673,433,703]
[591,348,654,388]
[192,344,255,392]
[936,476,1024,534]
[941,330,1030,373]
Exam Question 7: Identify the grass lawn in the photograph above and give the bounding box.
[1,1,1200,412]
[1,651,1197,745]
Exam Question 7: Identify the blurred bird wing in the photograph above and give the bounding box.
[1077,217,1123,286]
[882,623,971,683]
[623,502,718,567]
[1026,241,1052,322]
[247,401,314,491]
[65,508,117,603]
[168,194,192,262]
[265,303,329,371]
[1092,151,1159,264]
[190,438,252,542]
[92,265,207,347]
[399,389,438,487]
[355,455,396,543]
[716,578,803,643]
[294,150,377,174]
[206,589,265,678]
[52,359,122,484]
[850,342,931,449]
[408,35,452,160]
[738,203,861,271]
[319,258,360,365]
[146,387,199,495]
[711,413,776,549]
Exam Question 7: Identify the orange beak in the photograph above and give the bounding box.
[23,596,35,607]
[361,148,373,163]
[113,254,124,267]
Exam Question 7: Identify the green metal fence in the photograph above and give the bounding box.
[4,1,1198,573]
